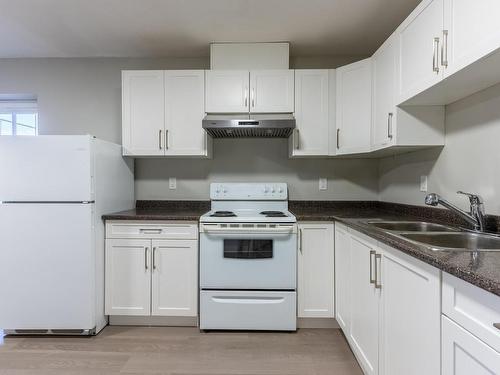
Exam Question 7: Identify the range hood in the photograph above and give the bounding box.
[202,114,295,138]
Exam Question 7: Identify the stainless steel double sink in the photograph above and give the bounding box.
[366,220,500,252]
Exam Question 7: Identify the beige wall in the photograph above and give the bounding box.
[0,57,378,201]
[379,83,500,215]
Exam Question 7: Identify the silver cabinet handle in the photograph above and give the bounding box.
[299,228,303,254]
[139,228,162,234]
[144,247,149,270]
[494,323,500,331]
[153,247,157,270]
[336,129,340,149]
[441,30,448,67]
[387,112,393,139]
[433,37,440,73]
[244,86,248,107]
[374,253,382,289]
[369,250,376,284]
[295,129,300,149]
[251,87,255,108]
[165,129,169,150]
[158,130,162,150]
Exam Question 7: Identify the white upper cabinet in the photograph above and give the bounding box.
[205,70,249,113]
[335,58,372,155]
[164,70,211,157]
[122,70,210,157]
[297,222,334,318]
[249,70,294,113]
[397,0,444,103]
[291,70,330,157]
[443,0,500,77]
[372,34,398,150]
[205,70,293,113]
[122,70,165,156]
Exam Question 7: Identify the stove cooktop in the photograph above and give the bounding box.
[200,209,296,223]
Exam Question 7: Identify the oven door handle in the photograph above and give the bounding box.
[211,296,285,304]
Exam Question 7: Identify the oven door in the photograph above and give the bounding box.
[200,223,297,290]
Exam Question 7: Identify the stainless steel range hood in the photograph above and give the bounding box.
[202,114,295,138]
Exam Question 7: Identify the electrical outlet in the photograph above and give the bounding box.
[319,178,328,191]
[169,177,177,190]
[420,175,428,192]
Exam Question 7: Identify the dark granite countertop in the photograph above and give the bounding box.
[290,201,500,297]
[102,200,500,297]
[102,200,210,221]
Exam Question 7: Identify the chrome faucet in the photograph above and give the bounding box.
[425,191,486,232]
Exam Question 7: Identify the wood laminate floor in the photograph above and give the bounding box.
[0,327,362,375]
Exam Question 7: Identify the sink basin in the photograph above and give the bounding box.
[367,221,458,232]
[399,232,500,252]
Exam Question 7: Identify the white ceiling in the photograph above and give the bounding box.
[0,0,421,58]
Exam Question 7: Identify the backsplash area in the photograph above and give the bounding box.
[134,138,379,201]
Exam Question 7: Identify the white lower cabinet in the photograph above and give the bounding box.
[105,239,152,316]
[335,225,441,375]
[105,222,198,318]
[297,222,334,318]
[442,315,500,375]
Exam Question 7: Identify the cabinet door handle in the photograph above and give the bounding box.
[299,228,303,254]
[244,86,248,107]
[295,129,300,149]
[441,30,448,67]
[433,37,440,73]
[165,129,169,150]
[494,323,500,331]
[369,250,376,284]
[153,247,157,270]
[336,129,340,149]
[251,87,255,108]
[374,253,382,289]
[144,247,149,270]
[387,112,393,139]
[158,130,162,150]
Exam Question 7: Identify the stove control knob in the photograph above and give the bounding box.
[263,186,269,193]
[271,187,276,193]
[278,187,283,193]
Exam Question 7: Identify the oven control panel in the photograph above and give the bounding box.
[210,183,288,200]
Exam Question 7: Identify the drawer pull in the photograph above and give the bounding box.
[494,323,500,331]
[139,229,162,234]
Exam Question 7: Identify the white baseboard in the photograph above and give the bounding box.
[298,318,339,329]
[109,315,198,327]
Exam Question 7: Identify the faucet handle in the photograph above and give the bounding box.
[457,191,484,205]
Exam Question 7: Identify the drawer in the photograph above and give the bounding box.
[442,272,500,352]
[200,290,296,331]
[106,221,198,240]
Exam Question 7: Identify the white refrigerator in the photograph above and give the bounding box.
[0,135,134,335]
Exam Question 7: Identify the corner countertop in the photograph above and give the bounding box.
[102,200,500,297]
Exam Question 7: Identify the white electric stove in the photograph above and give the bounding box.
[199,183,297,331]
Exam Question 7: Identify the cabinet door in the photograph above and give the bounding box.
[164,70,210,157]
[249,70,294,113]
[443,0,500,78]
[297,223,334,318]
[442,315,500,375]
[122,70,165,156]
[349,231,380,375]
[105,239,151,316]
[372,34,398,149]
[291,70,329,157]
[205,70,249,113]
[379,245,441,375]
[334,223,350,333]
[335,58,372,155]
[151,240,198,317]
[398,0,444,103]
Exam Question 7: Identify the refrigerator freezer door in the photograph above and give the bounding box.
[0,136,93,202]
[0,203,95,330]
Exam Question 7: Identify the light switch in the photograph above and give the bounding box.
[169,177,177,190]
[319,178,328,191]
[420,175,428,192]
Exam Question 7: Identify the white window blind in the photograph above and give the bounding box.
[0,101,38,136]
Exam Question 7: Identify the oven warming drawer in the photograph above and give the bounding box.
[200,290,296,331]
